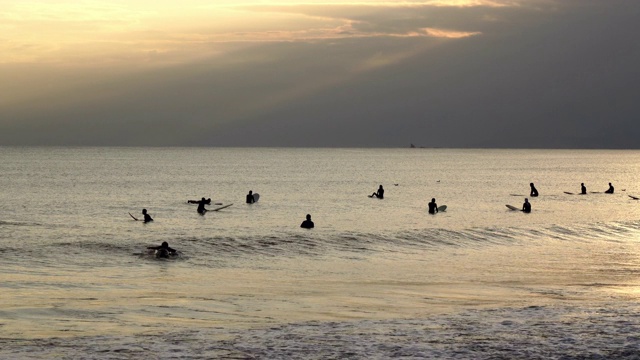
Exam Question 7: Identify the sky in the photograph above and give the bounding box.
[0,0,638,148]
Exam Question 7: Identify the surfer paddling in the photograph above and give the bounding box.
[428,198,438,214]
[522,198,531,213]
[530,183,539,197]
[300,214,314,229]
[147,241,177,258]
[369,185,384,199]
[581,183,587,195]
[605,183,614,194]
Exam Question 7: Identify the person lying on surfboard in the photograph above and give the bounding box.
[246,190,255,204]
[142,209,153,223]
[428,198,438,214]
[147,241,177,258]
[605,183,614,194]
[530,183,539,197]
[369,185,384,199]
[522,198,531,213]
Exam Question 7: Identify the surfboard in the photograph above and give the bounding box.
[563,192,574,195]
[211,203,233,211]
[189,200,223,205]
[252,193,260,203]
[128,212,139,221]
[629,195,639,200]
[505,205,520,211]
[510,194,525,197]
[437,205,447,212]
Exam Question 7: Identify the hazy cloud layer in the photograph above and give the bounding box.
[0,0,638,148]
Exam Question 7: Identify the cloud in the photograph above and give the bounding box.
[422,27,481,38]
[1,0,503,65]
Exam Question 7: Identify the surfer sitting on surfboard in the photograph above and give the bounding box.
[605,183,614,194]
[581,183,587,195]
[370,185,384,199]
[428,198,438,214]
[300,214,314,229]
[522,198,531,213]
[246,190,255,204]
[142,209,153,222]
[530,183,539,197]
[147,241,177,258]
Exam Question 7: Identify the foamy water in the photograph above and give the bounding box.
[1,147,640,358]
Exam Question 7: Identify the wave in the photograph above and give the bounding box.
[3,302,639,359]
[143,220,640,261]
[4,220,640,266]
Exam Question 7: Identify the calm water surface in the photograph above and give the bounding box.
[1,147,640,358]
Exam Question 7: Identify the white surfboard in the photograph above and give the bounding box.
[437,205,447,212]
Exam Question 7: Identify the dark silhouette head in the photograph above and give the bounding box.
[249,190,253,195]
[201,197,206,201]
[161,241,169,248]
[525,198,529,202]
[581,183,584,186]
[609,182,612,186]
[431,198,436,202]
[142,209,147,214]
[530,183,534,186]
[379,185,383,189]
[306,214,311,220]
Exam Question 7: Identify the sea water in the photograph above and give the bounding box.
[1,147,640,359]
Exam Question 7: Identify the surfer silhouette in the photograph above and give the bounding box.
[522,198,531,213]
[246,190,255,204]
[530,183,539,197]
[581,183,587,195]
[147,241,177,258]
[188,198,211,205]
[605,183,614,194]
[188,197,210,214]
[370,185,384,199]
[428,198,438,214]
[300,214,314,229]
[142,209,153,223]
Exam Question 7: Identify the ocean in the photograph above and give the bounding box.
[1,147,640,359]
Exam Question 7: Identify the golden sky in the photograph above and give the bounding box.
[1,0,496,65]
